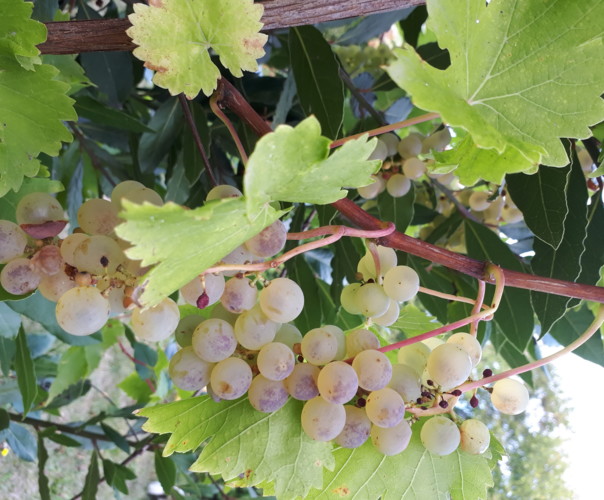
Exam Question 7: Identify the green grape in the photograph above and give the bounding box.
[247,375,289,413]
[192,318,237,363]
[205,184,242,201]
[335,406,371,449]
[16,192,64,225]
[284,363,320,401]
[180,272,225,309]
[72,235,126,275]
[274,323,303,350]
[323,325,346,360]
[0,257,41,295]
[259,277,304,323]
[402,158,426,180]
[382,265,420,302]
[421,416,460,456]
[210,357,253,400]
[371,299,399,326]
[397,133,423,159]
[0,220,28,264]
[388,363,421,403]
[365,387,405,428]
[426,343,472,390]
[446,332,482,367]
[352,349,392,391]
[468,191,491,212]
[491,378,530,415]
[371,419,412,456]
[234,304,279,350]
[301,396,346,441]
[386,174,411,198]
[56,286,110,336]
[244,219,287,258]
[459,418,490,455]
[357,245,397,281]
[77,198,121,235]
[168,346,214,391]
[317,361,359,404]
[397,342,431,375]
[60,233,89,267]
[340,283,362,315]
[353,283,390,317]
[175,315,204,347]
[38,269,75,302]
[345,329,379,358]
[301,327,338,365]
[221,276,257,314]
[130,297,180,342]
[257,342,295,381]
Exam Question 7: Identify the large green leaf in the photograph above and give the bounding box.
[41,55,92,96]
[550,306,604,368]
[289,26,344,139]
[0,0,46,66]
[0,55,75,196]
[307,419,493,500]
[127,0,267,98]
[531,159,587,334]
[116,198,282,307]
[387,0,604,183]
[138,396,334,498]
[506,165,571,249]
[464,220,534,352]
[244,117,379,212]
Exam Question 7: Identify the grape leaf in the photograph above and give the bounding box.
[138,396,334,498]
[244,117,380,212]
[116,198,283,307]
[392,303,443,338]
[387,0,604,183]
[0,0,46,68]
[127,0,267,98]
[0,55,76,196]
[307,419,493,500]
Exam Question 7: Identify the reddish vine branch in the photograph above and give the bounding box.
[215,78,604,304]
[38,0,423,55]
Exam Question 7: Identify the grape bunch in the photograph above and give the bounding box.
[340,245,420,326]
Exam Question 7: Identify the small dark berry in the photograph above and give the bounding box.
[451,389,462,397]
[100,255,109,267]
[483,369,493,378]
[357,397,366,408]
[470,395,479,408]
[439,400,449,409]
[196,292,210,309]
[421,391,432,398]
[297,355,304,363]
[416,398,423,404]
[427,380,434,386]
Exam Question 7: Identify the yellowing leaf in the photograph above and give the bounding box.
[115,198,283,307]
[0,55,76,196]
[387,0,604,183]
[127,0,267,98]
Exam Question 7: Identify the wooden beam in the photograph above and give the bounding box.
[39,0,423,54]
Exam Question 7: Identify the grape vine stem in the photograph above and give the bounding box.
[216,77,604,303]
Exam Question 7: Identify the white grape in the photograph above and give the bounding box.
[421,416,460,456]
[168,347,214,391]
[371,299,400,327]
[371,419,412,455]
[345,329,379,358]
[175,315,204,347]
[353,283,390,317]
[352,350,392,391]
[218,245,258,277]
[491,378,529,415]
[248,375,289,413]
[335,406,371,448]
[220,276,257,314]
[382,265,420,302]
[77,199,121,235]
[378,133,400,156]
[73,235,126,275]
[192,318,237,363]
[16,193,64,225]
[234,304,279,350]
[209,303,239,325]
[30,245,63,276]
[365,387,405,428]
[110,180,145,208]
[323,325,346,360]
[358,174,386,200]
[285,363,320,400]
[340,283,362,315]
[422,337,445,350]
[257,342,295,381]
[0,258,41,295]
[300,327,338,365]
[210,357,253,400]
[56,286,110,336]
[180,272,225,309]
[426,343,472,390]
[357,245,397,281]
[60,233,89,266]
[388,363,422,402]
[421,128,451,153]
[273,323,303,350]
[459,419,490,455]
[130,298,180,342]
[317,361,359,404]
[244,219,287,258]
[386,174,411,198]
[259,277,304,323]
[0,220,28,264]
[205,184,242,201]
[402,158,426,179]
[468,191,491,212]
[38,270,75,302]
[397,342,431,375]
[301,396,346,441]
[111,181,162,210]
[447,332,482,367]
[397,133,423,159]
[368,139,389,161]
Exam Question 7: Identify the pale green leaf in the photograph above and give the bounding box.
[138,396,334,498]
[46,347,88,402]
[15,327,37,415]
[41,55,93,95]
[387,0,604,182]
[244,116,379,212]
[0,55,76,196]
[0,0,46,67]
[127,0,267,98]
[115,198,282,307]
[392,303,443,338]
[307,419,492,500]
